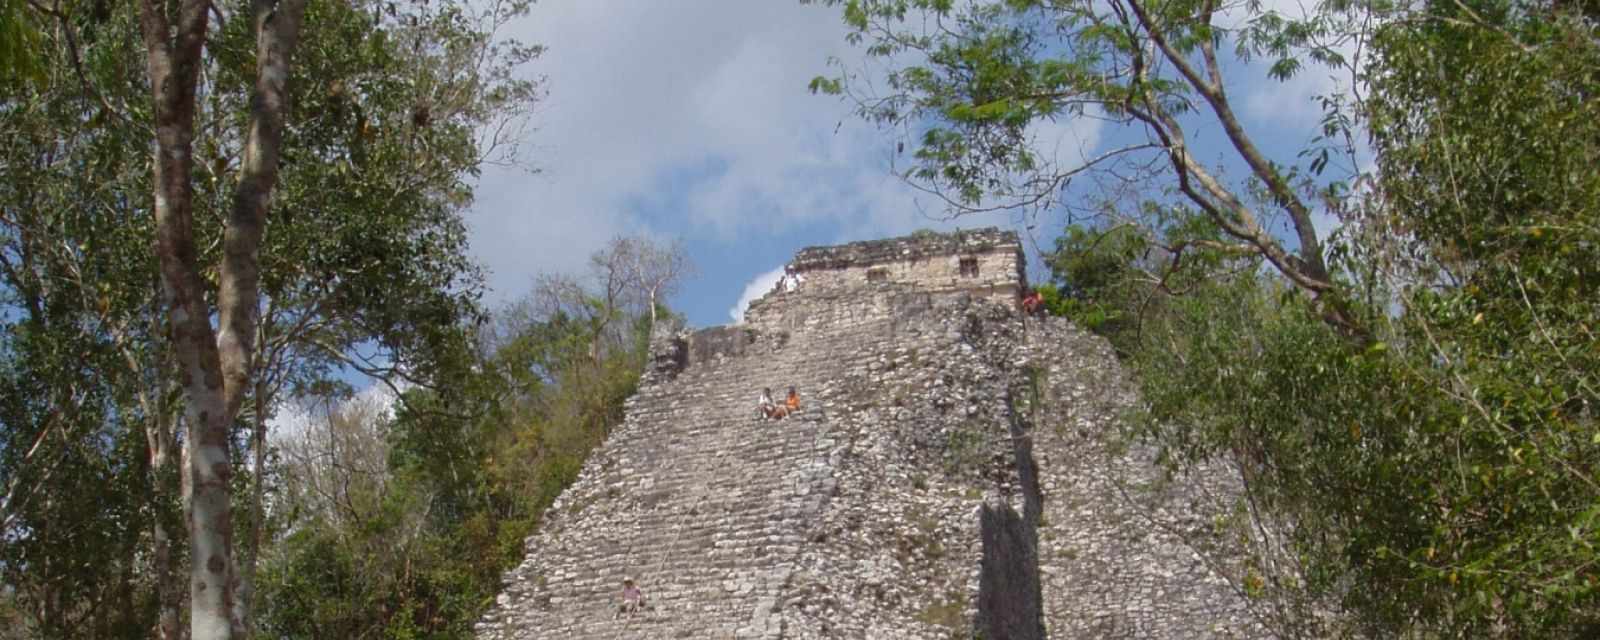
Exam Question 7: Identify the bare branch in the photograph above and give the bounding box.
[1124,0,1329,285]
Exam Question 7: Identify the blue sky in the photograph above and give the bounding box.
[466,0,1365,330]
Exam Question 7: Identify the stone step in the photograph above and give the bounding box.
[476,307,932,639]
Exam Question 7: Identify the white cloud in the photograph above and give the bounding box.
[266,382,401,448]
[468,2,937,304]
[468,2,1093,316]
[1217,0,1368,133]
[1242,66,1348,131]
[1029,113,1104,170]
[729,266,785,324]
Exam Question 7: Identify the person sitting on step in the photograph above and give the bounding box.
[1021,289,1044,317]
[616,577,646,617]
[758,387,779,420]
[785,386,800,416]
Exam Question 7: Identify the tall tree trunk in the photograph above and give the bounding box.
[152,497,183,639]
[234,377,270,636]
[149,406,185,640]
[138,0,228,634]
[138,0,307,637]
[130,307,186,640]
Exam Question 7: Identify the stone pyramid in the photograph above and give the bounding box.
[476,229,1266,639]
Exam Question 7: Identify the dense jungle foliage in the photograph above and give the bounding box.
[251,276,662,638]
[0,0,686,636]
[4,0,1597,636]
[820,0,1598,636]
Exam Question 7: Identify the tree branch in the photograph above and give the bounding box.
[1125,0,1329,285]
[218,0,308,421]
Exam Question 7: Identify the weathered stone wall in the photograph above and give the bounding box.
[766,228,1024,309]
[475,229,1270,639]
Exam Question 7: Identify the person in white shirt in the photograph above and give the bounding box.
[758,387,777,419]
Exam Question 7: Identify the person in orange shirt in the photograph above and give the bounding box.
[785,386,800,416]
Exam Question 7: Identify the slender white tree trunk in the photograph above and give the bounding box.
[234,377,270,635]
[147,401,184,640]
[138,0,307,637]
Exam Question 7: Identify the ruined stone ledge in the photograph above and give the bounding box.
[790,227,1019,272]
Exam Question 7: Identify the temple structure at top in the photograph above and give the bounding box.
[745,228,1026,327]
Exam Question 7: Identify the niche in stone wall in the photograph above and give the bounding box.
[867,266,889,283]
[959,256,979,277]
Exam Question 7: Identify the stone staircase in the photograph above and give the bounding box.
[477,299,882,639]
